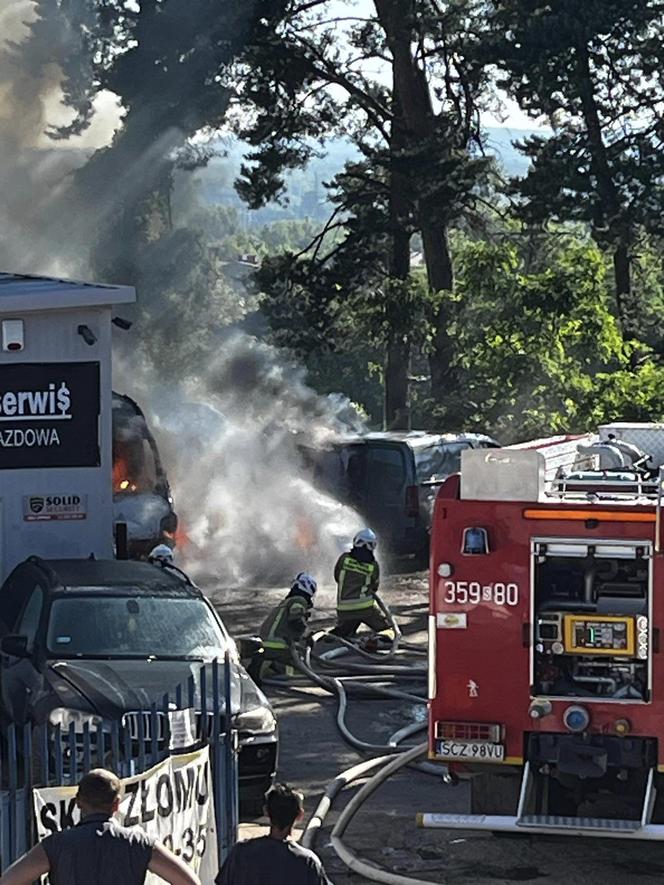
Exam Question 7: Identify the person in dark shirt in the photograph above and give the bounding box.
[216,783,331,885]
[0,768,199,885]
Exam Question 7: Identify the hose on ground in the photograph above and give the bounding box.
[329,743,436,885]
[301,754,392,850]
[286,598,446,883]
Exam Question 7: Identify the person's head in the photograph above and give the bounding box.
[76,769,123,816]
[148,543,174,565]
[353,528,377,552]
[265,783,304,832]
[290,572,317,604]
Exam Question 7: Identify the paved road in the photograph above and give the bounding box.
[206,573,664,885]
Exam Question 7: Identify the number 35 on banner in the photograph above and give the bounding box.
[441,580,519,607]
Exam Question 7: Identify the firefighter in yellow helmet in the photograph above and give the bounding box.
[332,529,391,638]
[248,573,317,685]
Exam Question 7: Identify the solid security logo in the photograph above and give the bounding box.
[24,495,87,522]
[29,497,45,514]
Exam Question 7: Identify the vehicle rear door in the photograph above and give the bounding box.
[336,444,368,511]
[363,444,410,545]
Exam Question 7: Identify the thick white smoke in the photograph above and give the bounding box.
[1,10,368,592]
[0,3,126,276]
[114,333,366,590]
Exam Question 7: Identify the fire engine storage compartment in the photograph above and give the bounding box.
[0,273,135,580]
[533,538,651,702]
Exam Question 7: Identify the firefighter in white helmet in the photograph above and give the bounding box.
[248,573,317,685]
[332,529,391,638]
[148,544,174,565]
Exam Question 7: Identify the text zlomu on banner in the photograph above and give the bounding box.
[32,747,218,884]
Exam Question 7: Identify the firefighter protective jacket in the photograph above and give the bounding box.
[334,550,380,611]
[259,593,311,651]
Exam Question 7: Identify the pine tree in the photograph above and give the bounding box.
[484,0,664,337]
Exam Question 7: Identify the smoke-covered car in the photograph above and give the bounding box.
[0,558,277,806]
[303,431,500,560]
[112,392,178,557]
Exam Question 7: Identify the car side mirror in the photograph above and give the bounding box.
[236,636,263,661]
[1,635,29,658]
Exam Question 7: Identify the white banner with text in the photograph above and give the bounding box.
[33,746,218,884]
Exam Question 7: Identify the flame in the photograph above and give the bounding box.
[164,524,191,553]
[295,516,316,550]
[113,457,136,493]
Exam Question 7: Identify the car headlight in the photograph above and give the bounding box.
[49,708,102,733]
[234,705,276,734]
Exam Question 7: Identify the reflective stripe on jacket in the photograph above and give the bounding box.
[260,595,310,650]
[335,553,379,611]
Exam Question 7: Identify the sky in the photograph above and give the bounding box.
[28,0,544,153]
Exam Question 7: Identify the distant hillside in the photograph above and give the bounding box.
[184,126,541,226]
[484,126,539,177]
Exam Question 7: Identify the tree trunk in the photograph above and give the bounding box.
[375,0,459,415]
[385,338,411,430]
[422,226,458,409]
[613,243,631,336]
[382,43,412,431]
[383,215,412,430]
[574,38,632,331]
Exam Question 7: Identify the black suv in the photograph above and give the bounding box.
[0,557,277,804]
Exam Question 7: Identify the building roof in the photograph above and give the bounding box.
[0,273,135,313]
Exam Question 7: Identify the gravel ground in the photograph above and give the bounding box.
[205,572,664,885]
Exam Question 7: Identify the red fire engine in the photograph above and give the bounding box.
[424,423,664,838]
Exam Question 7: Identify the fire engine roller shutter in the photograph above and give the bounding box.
[0,362,100,469]
[535,542,646,559]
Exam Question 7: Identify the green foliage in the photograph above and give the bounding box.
[412,233,664,441]
[483,0,664,322]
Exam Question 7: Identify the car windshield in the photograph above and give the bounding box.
[46,596,224,659]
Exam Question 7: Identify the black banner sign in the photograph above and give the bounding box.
[0,362,100,469]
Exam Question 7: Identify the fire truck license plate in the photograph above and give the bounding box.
[437,740,504,762]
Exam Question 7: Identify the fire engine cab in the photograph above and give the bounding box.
[424,423,664,839]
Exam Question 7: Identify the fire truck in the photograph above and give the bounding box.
[424,423,664,839]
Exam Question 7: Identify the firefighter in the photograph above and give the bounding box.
[148,544,174,565]
[332,529,392,639]
[248,573,317,685]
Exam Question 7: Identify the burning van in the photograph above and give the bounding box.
[112,392,177,558]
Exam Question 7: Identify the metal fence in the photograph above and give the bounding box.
[0,653,238,874]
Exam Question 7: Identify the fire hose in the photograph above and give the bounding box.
[302,742,442,885]
[259,589,445,881]
[266,595,448,884]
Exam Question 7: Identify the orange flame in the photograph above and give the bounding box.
[295,517,316,550]
[112,457,137,493]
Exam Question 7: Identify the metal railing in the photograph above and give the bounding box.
[549,471,661,502]
[0,653,238,873]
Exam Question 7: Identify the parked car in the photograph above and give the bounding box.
[0,557,277,807]
[112,392,178,558]
[303,431,500,560]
